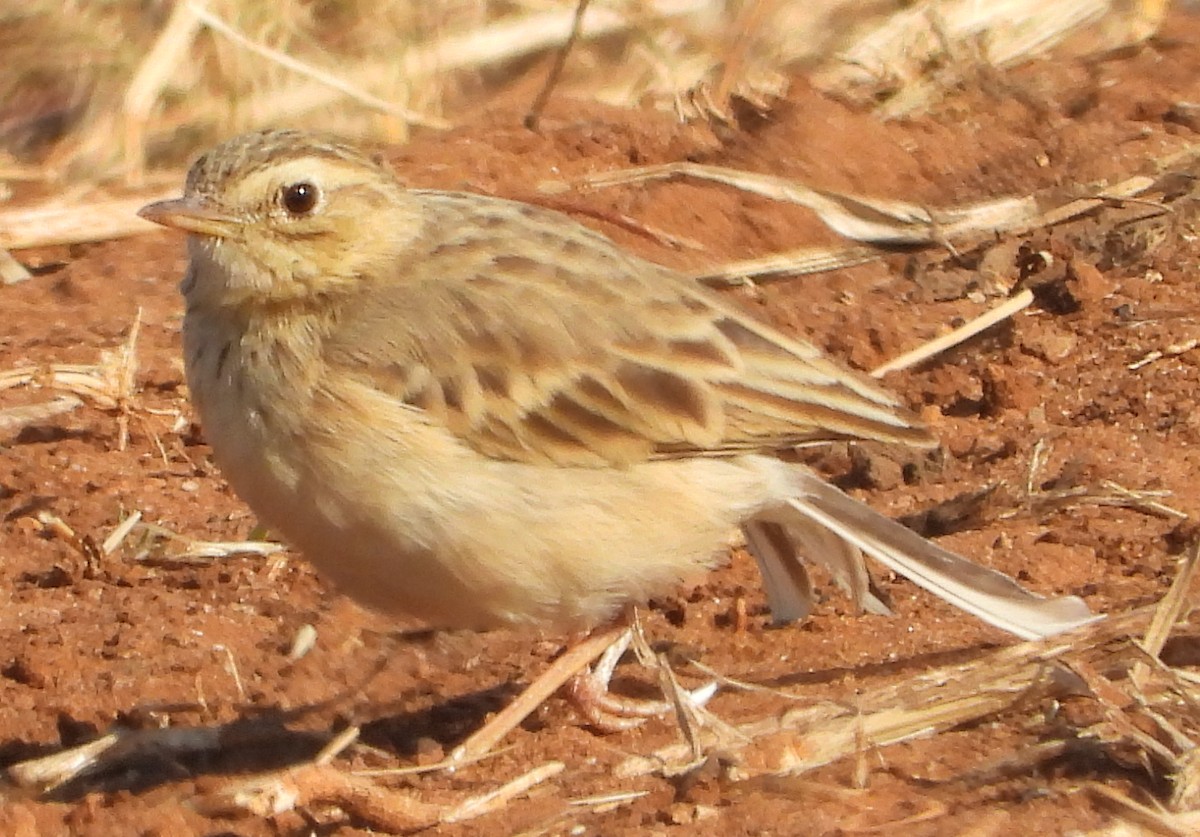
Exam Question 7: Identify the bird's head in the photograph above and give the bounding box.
[139,129,422,308]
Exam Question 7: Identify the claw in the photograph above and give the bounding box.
[565,629,670,730]
[565,628,719,731]
[450,620,721,764]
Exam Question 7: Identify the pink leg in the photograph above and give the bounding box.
[450,625,629,763]
[563,629,673,731]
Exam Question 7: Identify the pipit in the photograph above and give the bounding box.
[140,129,1096,755]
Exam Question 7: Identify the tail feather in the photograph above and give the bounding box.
[744,519,892,623]
[743,521,817,622]
[749,469,1099,640]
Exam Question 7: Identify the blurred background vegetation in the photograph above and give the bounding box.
[0,0,1171,185]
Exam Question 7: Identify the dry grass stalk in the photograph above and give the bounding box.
[123,518,286,564]
[669,0,789,126]
[544,162,1038,245]
[441,761,565,823]
[907,444,1187,530]
[568,789,651,809]
[993,441,1190,525]
[936,160,1190,274]
[198,758,563,831]
[1091,482,1187,520]
[6,2,1169,183]
[399,0,712,78]
[188,3,448,131]
[614,606,1196,782]
[813,0,1167,117]
[0,395,83,435]
[100,510,143,556]
[1089,783,1200,837]
[627,614,739,765]
[451,624,630,763]
[197,762,444,829]
[672,56,788,128]
[654,654,716,766]
[1014,479,1188,522]
[27,503,286,569]
[0,309,144,448]
[0,359,126,412]
[690,149,1192,289]
[1128,339,1200,371]
[1029,175,1159,234]
[1143,541,1200,659]
[165,539,286,561]
[121,1,204,184]
[313,725,360,766]
[0,191,173,250]
[6,726,227,793]
[0,362,125,407]
[871,289,1035,378]
[700,0,769,109]
[0,248,32,283]
[1082,647,1200,813]
[683,657,819,703]
[693,245,882,287]
[525,0,593,131]
[116,0,722,163]
[19,0,819,180]
[112,308,142,450]
[689,163,1169,288]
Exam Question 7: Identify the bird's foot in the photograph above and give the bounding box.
[449,621,717,764]
[565,628,716,732]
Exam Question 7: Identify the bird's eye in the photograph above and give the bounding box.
[280,181,320,215]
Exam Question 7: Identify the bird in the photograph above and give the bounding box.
[139,128,1097,754]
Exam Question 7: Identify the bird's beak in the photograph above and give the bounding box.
[138,197,242,239]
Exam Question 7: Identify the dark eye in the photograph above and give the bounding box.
[280,181,319,215]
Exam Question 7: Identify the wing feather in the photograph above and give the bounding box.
[322,192,935,467]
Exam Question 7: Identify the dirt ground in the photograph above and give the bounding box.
[4,9,1200,836]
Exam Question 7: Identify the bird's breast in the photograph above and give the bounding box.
[181,307,325,524]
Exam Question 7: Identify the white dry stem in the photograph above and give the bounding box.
[1142,540,1200,660]
[121,516,286,564]
[1128,339,1200,371]
[0,396,83,435]
[169,539,286,560]
[694,245,881,287]
[314,726,360,766]
[6,727,225,792]
[615,611,1149,780]
[815,0,1167,117]
[215,644,247,703]
[200,757,562,831]
[441,761,565,824]
[1089,782,1199,837]
[0,192,174,250]
[286,623,319,662]
[450,625,629,764]
[187,3,449,131]
[0,247,32,283]
[123,0,205,184]
[544,162,1037,246]
[871,289,1034,377]
[400,0,714,77]
[101,510,143,555]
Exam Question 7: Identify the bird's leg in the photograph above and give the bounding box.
[451,614,718,763]
[566,610,718,732]
[450,624,629,764]
[563,627,672,731]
